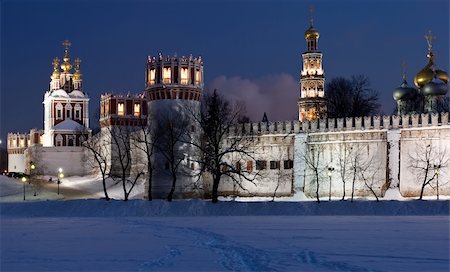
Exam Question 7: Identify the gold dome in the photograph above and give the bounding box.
[51,57,61,80]
[305,25,319,40]
[436,69,449,83]
[414,63,434,88]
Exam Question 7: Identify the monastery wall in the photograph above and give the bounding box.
[222,112,450,198]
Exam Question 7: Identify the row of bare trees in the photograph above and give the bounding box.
[82,90,256,202]
[304,142,384,202]
[304,139,448,202]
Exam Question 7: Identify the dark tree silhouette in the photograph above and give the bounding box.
[326,75,380,118]
[192,90,257,203]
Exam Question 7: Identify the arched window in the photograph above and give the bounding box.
[67,135,75,146]
[180,68,188,85]
[118,102,125,116]
[65,103,73,119]
[55,134,63,146]
[74,104,82,120]
[56,103,63,120]
[163,67,171,84]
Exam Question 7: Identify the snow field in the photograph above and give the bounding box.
[1,216,449,271]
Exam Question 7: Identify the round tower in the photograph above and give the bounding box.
[145,53,204,199]
[298,8,327,122]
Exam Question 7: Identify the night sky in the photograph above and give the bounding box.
[1,0,448,143]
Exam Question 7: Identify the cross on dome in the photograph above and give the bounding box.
[425,30,435,52]
[309,5,315,26]
[62,40,72,55]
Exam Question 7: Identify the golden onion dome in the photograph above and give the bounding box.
[305,25,319,40]
[51,57,61,80]
[435,69,449,83]
[414,63,434,88]
[61,57,72,73]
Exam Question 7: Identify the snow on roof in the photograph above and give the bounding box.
[53,119,85,131]
[70,90,85,98]
[51,89,69,98]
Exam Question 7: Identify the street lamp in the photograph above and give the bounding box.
[434,164,440,200]
[30,162,36,196]
[57,168,64,195]
[21,176,27,201]
[327,167,335,201]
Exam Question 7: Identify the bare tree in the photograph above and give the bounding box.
[154,114,190,202]
[335,142,353,200]
[132,121,158,201]
[409,141,448,200]
[327,75,380,118]
[304,144,325,203]
[81,131,111,200]
[357,153,382,202]
[191,90,257,203]
[108,126,143,201]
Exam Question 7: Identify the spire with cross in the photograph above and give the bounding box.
[62,40,71,56]
[309,5,315,26]
[401,61,407,81]
[424,30,435,53]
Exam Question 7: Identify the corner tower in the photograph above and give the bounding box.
[145,53,204,199]
[298,8,327,121]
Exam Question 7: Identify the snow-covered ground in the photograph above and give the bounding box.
[2,174,449,203]
[1,175,449,271]
[2,215,449,271]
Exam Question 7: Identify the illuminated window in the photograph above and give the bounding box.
[195,70,201,85]
[118,102,125,116]
[246,161,253,172]
[180,68,188,85]
[19,139,25,147]
[163,67,171,84]
[134,103,140,117]
[148,69,156,85]
[12,139,17,147]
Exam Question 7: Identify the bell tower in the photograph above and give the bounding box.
[298,7,327,122]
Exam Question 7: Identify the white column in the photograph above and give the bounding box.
[293,133,308,194]
[387,129,401,188]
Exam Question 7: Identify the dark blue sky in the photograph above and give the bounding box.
[1,0,449,143]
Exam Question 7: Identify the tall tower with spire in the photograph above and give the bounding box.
[298,6,327,122]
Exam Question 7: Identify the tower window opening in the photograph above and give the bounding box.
[118,102,125,116]
[149,69,156,85]
[181,68,189,85]
[195,70,201,85]
[163,67,171,84]
[134,103,140,117]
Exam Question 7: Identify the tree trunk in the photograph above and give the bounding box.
[341,180,346,201]
[351,173,356,202]
[122,176,128,201]
[419,183,426,200]
[147,168,153,201]
[102,176,110,200]
[315,170,320,203]
[167,171,177,202]
[329,177,332,201]
[212,174,220,203]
